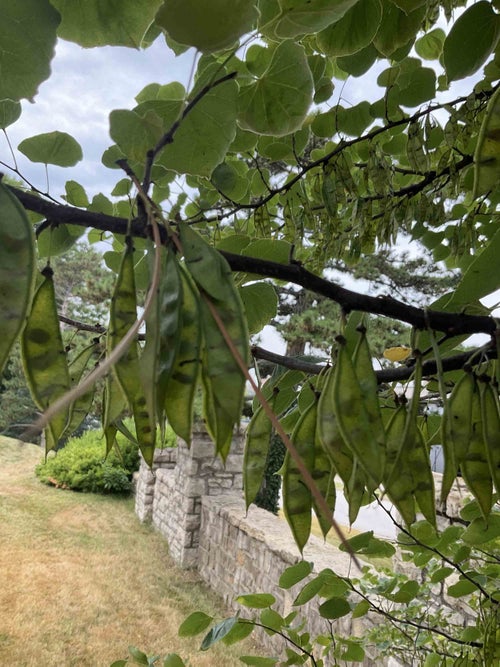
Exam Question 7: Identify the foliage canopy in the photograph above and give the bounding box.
[1,0,500,548]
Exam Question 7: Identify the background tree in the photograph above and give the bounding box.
[0,242,112,439]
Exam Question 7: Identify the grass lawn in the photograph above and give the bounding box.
[0,436,256,666]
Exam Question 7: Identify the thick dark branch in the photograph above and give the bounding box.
[252,344,497,383]
[8,186,137,236]
[223,252,496,337]
[8,186,497,338]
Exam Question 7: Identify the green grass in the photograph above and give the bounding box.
[0,436,257,666]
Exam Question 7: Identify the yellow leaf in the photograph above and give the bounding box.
[383,346,411,362]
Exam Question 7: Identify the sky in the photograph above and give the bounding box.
[2,37,195,197]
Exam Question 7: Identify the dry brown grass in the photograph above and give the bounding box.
[0,437,257,666]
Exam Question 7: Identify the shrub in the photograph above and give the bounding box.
[36,426,141,493]
[254,432,286,514]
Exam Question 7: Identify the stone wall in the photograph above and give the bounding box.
[197,494,388,665]
[134,431,470,666]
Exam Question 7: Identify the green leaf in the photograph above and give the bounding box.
[259,608,284,633]
[236,593,276,609]
[0,99,21,129]
[238,41,313,137]
[430,567,454,583]
[128,646,149,665]
[163,655,186,667]
[0,0,59,101]
[398,67,436,108]
[341,640,365,662]
[338,531,396,557]
[178,611,213,637]
[447,579,479,598]
[242,239,293,265]
[159,76,238,177]
[222,619,255,645]
[102,145,127,169]
[37,224,85,258]
[449,227,500,305]
[212,162,249,201]
[462,514,500,546]
[415,28,445,60]
[293,576,324,606]
[239,282,278,334]
[336,102,372,136]
[271,0,360,39]
[18,131,83,167]
[318,596,351,619]
[337,44,378,77]
[156,0,258,52]
[443,2,500,82]
[317,0,382,56]
[200,616,238,650]
[351,599,370,618]
[279,561,313,589]
[63,180,90,208]
[385,580,420,603]
[50,0,164,48]
[373,2,425,57]
[109,108,167,165]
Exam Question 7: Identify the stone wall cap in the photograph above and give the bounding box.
[202,495,357,577]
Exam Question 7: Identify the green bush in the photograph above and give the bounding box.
[36,427,141,493]
[255,432,286,515]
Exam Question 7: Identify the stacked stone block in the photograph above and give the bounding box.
[134,448,177,522]
[136,430,244,568]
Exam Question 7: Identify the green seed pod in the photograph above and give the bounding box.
[311,405,336,537]
[244,402,273,510]
[155,247,184,424]
[0,181,36,375]
[21,266,71,449]
[317,365,354,487]
[163,263,202,446]
[346,460,369,526]
[102,370,127,456]
[461,380,493,519]
[440,370,476,503]
[352,325,386,486]
[332,335,383,487]
[410,427,436,527]
[479,379,500,497]
[64,340,100,437]
[383,405,416,527]
[108,241,155,466]
[283,399,317,552]
[180,224,249,460]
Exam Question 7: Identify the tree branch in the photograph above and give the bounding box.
[7,185,498,338]
[222,252,496,337]
[251,344,497,384]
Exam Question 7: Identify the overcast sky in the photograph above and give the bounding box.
[2,37,194,197]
